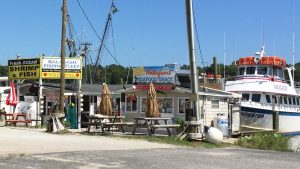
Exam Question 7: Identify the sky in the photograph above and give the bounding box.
[0,0,299,68]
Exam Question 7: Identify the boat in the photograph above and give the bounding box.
[225,47,300,135]
[0,76,10,112]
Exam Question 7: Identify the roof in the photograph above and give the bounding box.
[7,82,127,96]
[117,84,240,98]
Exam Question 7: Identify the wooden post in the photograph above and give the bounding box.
[59,0,67,114]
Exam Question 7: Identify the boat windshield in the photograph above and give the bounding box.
[257,67,268,75]
[238,67,245,75]
[273,67,284,79]
[246,67,256,75]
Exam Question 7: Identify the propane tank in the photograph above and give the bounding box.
[217,113,229,137]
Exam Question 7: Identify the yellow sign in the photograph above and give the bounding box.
[41,72,82,79]
[8,59,40,80]
[40,57,82,79]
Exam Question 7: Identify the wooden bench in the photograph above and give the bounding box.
[85,115,133,134]
[102,122,135,133]
[149,124,180,129]
[5,113,32,127]
[132,117,180,136]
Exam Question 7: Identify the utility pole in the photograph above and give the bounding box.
[185,0,202,139]
[59,0,67,114]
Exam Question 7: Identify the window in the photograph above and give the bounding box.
[288,97,292,105]
[297,98,300,105]
[279,96,283,104]
[284,97,287,104]
[242,93,250,101]
[178,98,189,114]
[257,67,268,75]
[141,98,147,113]
[272,96,277,104]
[266,95,271,103]
[252,94,261,102]
[246,67,256,75]
[157,98,174,113]
[239,67,245,75]
[126,96,137,112]
[293,98,296,105]
[211,100,219,109]
[268,67,273,76]
[273,67,284,79]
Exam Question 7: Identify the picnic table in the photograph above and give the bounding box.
[86,115,133,134]
[5,113,32,127]
[132,117,180,136]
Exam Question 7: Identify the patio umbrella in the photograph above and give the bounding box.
[146,83,160,117]
[6,82,17,106]
[100,83,112,116]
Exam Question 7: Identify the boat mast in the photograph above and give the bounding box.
[185,0,201,124]
[223,32,226,80]
[292,32,295,82]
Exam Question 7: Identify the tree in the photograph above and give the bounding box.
[0,65,8,76]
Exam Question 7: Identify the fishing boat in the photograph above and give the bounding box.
[0,76,10,112]
[225,47,300,135]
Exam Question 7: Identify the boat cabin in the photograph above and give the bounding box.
[237,56,286,81]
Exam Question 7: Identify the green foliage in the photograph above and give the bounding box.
[174,118,185,132]
[236,133,292,152]
[0,65,8,76]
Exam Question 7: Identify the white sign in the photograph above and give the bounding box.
[42,58,81,70]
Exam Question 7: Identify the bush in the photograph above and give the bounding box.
[174,118,185,132]
[236,133,292,152]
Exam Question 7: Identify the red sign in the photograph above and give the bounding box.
[135,84,174,91]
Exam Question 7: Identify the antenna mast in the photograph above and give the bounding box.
[223,32,226,80]
[293,32,295,81]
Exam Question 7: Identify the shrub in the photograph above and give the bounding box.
[174,118,185,132]
[236,132,292,152]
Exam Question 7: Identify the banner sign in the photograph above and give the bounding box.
[41,57,82,79]
[133,65,176,84]
[135,84,174,91]
[8,59,40,80]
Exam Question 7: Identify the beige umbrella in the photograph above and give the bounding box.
[146,83,160,117]
[100,83,112,116]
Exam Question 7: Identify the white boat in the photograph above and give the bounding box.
[225,47,300,136]
[0,76,10,112]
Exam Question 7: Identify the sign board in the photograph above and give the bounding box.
[133,65,176,84]
[41,57,82,79]
[8,59,40,80]
[135,84,174,91]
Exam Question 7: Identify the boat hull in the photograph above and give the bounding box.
[241,106,300,135]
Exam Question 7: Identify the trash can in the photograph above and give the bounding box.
[67,103,78,129]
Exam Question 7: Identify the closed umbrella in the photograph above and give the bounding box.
[6,82,17,106]
[100,83,112,116]
[146,83,160,117]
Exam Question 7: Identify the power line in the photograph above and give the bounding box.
[192,5,205,69]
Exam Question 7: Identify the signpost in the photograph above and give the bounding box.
[40,57,82,79]
[8,58,40,80]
